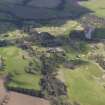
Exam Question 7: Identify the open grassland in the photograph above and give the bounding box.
[0,46,41,91]
[59,62,105,105]
[7,74,41,91]
[0,46,28,73]
[0,0,105,104]
[81,0,105,18]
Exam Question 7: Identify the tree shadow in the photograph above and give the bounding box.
[0,0,92,28]
[0,22,20,35]
[93,28,105,39]
[0,0,95,48]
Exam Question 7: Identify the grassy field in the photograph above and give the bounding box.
[0,46,41,91]
[59,62,105,105]
[7,74,41,91]
[0,46,27,72]
[81,0,105,18]
[60,41,105,105]
[0,0,105,104]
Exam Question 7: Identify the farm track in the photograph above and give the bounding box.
[0,78,50,105]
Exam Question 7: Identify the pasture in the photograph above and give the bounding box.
[59,62,105,105]
[81,0,105,18]
[0,0,105,105]
[0,46,41,91]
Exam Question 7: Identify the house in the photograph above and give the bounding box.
[84,25,95,40]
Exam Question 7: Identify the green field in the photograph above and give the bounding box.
[59,62,105,105]
[0,0,105,104]
[81,0,105,18]
[59,40,105,105]
[7,73,41,91]
[0,46,41,91]
[0,46,28,72]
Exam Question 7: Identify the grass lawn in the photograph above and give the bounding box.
[7,74,41,91]
[0,46,41,91]
[59,63,105,105]
[0,46,28,73]
[81,0,105,18]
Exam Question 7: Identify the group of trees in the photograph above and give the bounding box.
[1,25,83,105]
[40,52,71,105]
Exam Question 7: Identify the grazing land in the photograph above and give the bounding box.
[81,0,105,18]
[59,63,105,105]
[0,0,105,105]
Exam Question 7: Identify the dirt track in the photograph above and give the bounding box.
[0,78,50,105]
[0,79,7,102]
[7,92,50,105]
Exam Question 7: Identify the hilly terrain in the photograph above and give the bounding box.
[0,0,105,105]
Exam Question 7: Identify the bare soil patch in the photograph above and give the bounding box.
[0,79,8,103]
[7,92,50,105]
[0,78,50,105]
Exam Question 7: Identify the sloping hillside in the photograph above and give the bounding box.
[0,0,105,105]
